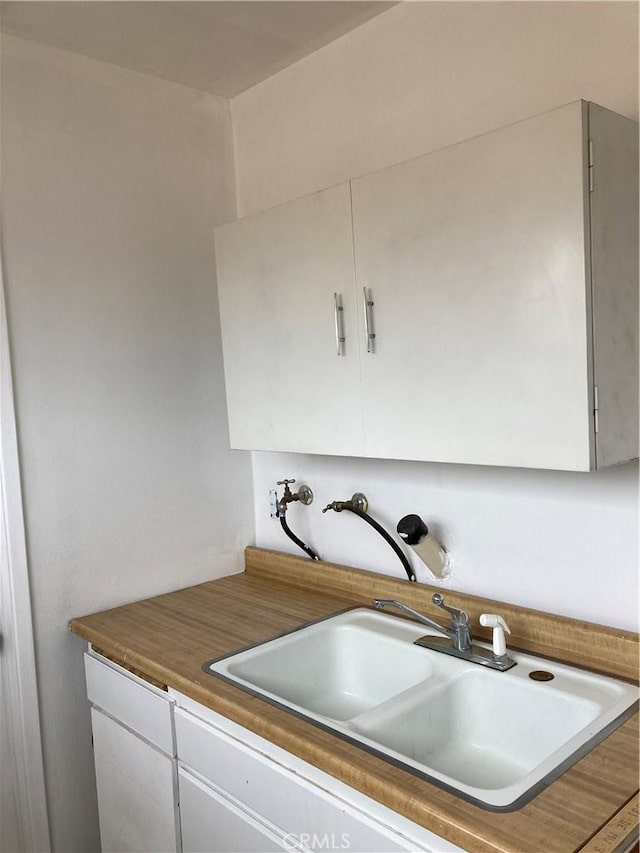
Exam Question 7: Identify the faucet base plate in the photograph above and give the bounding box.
[414,635,517,672]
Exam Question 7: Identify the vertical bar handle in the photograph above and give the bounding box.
[334,292,345,356]
[363,287,375,353]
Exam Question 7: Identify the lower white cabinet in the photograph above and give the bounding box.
[84,652,181,853]
[179,769,298,853]
[83,651,461,853]
[91,708,180,853]
[172,693,462,853]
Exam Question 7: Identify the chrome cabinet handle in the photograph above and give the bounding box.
[363,287,375,353]
[334,292,345,356]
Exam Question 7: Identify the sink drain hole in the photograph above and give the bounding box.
[529,670,554,682]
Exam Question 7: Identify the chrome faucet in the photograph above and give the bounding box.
[373,596,471,651]
[373,595,516,672]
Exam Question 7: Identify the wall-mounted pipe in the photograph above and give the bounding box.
[272,478,320,561]
[322,494,416,582]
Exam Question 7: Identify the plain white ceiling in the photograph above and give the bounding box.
[0,1,396,97]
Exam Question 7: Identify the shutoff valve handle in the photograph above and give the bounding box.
[479,614,511,659]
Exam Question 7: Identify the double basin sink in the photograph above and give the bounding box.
[205,607,638,810]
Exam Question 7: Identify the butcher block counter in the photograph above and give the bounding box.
[70,547,639,853]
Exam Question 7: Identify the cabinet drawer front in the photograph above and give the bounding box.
[175,708,419,853]
[91,708,180,853]
[84,652,175,755]
[179,769,293,853]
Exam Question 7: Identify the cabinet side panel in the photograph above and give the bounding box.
[589,104,639,467]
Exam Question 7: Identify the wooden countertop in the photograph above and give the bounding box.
[70,547,639,853]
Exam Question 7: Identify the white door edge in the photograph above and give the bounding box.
[0,255,51,852]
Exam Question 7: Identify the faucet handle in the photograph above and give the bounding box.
[431,594,469,625]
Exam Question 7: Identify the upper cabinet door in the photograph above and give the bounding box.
[215,183,364,455]
[351,102,594,470]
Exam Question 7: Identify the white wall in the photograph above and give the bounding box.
[233,1,639,215]
[1,36,254,852]
[233,2,639,631]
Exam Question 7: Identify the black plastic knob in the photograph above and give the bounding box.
[396,514,428,546]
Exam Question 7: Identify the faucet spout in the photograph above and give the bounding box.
[373,599,454,640]
[322,493,368,514]
[322,500,344,513]
[374,594,472,652]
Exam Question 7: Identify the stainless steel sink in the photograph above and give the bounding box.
[204,608,638,810]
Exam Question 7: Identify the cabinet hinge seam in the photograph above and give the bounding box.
[588,139,594,193]
[593,384,599,434]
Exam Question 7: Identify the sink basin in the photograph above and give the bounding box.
[205,608,638,810]
[351,667,615,794]
[223,619,436,720]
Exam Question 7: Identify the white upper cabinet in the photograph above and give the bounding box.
[215,182,364,456]
[215,101,638,470]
